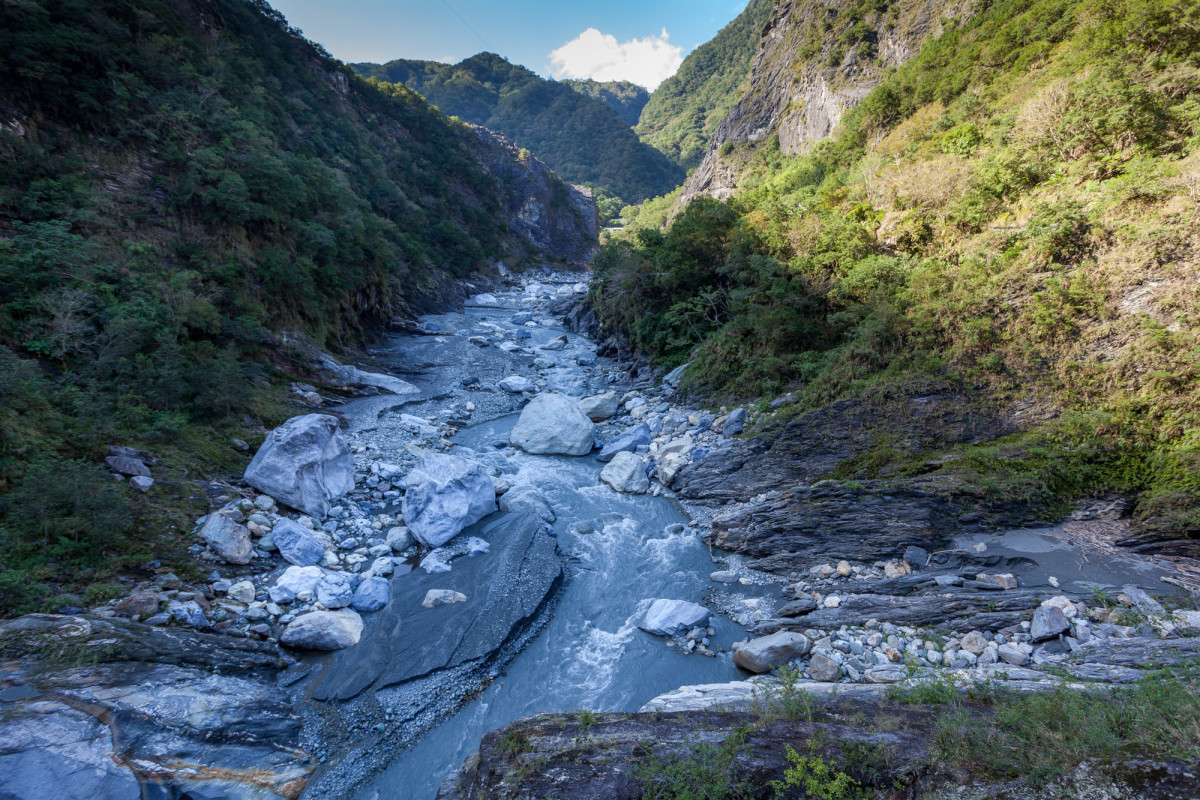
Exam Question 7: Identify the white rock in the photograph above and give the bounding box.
[639,599,710,636]
[401,454,497,548]
[599,452,649,494]
[578,393,619,421]
[498,375,536,393]
[422,589,468,609]
[509,393,595,456]
[244,414,354,518]
[279,609,362,650]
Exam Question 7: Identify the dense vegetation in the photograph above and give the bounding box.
[0,0,569,613]
[563,79,650,126]
[635,0,774,170]
[594,0,1200,541]
[353,53,684,203]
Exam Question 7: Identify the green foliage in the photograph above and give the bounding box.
[771,744,864,800]
[0,0,563,612]
[563,78,650,126]
[933,665,1200,784]
[353,53,683,201]
[635,729,750,800]
[636,0,774,170]
[593,0,1200,539]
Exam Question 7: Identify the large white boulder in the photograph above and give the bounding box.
[401,454,497,548]
[244,415,354,518]
[639,599,710,636]
[509,393,595,456]
[599,452,649,494]
[279,609,363,651]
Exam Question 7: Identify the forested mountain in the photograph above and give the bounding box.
[563,79,650,126]
[634,0,774,170]
[596,0,1200,547]
[352,53,685,203]
[0,0,593,611]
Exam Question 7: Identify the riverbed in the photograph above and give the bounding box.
[322,276,748,799]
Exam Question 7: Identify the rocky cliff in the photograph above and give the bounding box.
[679,0,978,205]
[470,126,599,264]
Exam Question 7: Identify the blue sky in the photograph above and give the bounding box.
[268,1,750,89]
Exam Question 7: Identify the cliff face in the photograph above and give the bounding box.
[470,126,599,264]
[680,0,978,205]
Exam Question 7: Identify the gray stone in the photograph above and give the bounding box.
[1031,605,1071,641]
[113,591,160,619]
[279,609,363,650]
[352,577,390,612]
[733,632,811,673]
[808,651,841,682]
[599,452,650,494]
[244,414,354,518]
[639,599,710,636]
[1121,584,1166,616]
[106,455,149,477]
[639,681,759,712]
[723,408,747,436]
[129,475,154,492]
[270,565,324,604]
[864,665,907,683]
[499,483,556,522]
[316,572,353,609]
[402,453,497,548]
[386,526,414,552]
[498,375,536,393]
[199,511,252,565]
[709,570,739,583]
[167,599,208,629]
[960,631,988,655]
[903,546,930,569]
[997,643,1027,665]
[227,580,255,605]
[578,393,619,421]
[422,589,468,609]
[597,424,651,462]
[0,701,142,800]
[778,596,818,617]
[271,517,327,567]
[657,452,689,487]
[662,363,689,387]
[509,393,595,456]
[976,572,1017,590]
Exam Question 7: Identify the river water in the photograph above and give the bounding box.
[337,279,748,799]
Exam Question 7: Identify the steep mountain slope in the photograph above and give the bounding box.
[635,0,775,170]
[595,0,1200,547]
[0,0,594,612]
[563,79,650,126]
[679,0,978,204]
[353,53,685,202]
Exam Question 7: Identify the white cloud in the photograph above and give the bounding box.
[548,28,683,91]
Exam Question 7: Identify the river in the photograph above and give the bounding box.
[330,275,750,799]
